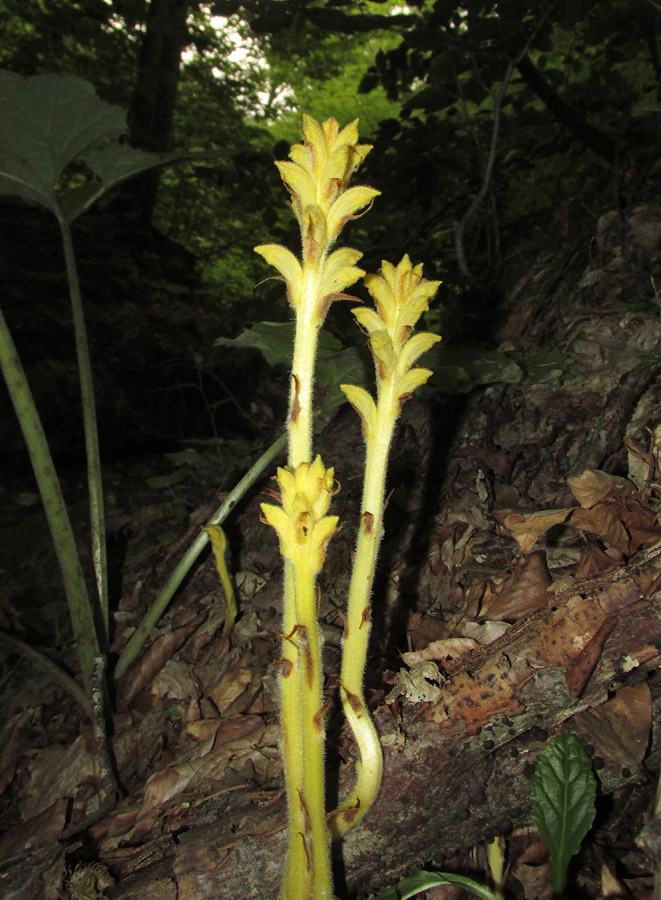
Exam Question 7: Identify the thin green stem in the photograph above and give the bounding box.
[114,431,287,680]
[0,305,100,697]
[59,215,109,649]
[0,630,93,718]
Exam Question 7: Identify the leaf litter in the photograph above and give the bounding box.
[5,203,661,898]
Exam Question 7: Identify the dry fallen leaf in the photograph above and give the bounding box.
[210,664,260,715]
[496,508,571,553]
[400,637,479,667]
[570,502,630,553]
[574,682,652,764]
[624,435,653,492]
[118,611,206,708]
[575,542,618,579]
[567,468,633,508]
[481,551,552,621]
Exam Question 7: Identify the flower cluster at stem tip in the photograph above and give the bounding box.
[358,256,441,390]
[261,456,339,574]
[254,115,380,315]
[276,115,379,256]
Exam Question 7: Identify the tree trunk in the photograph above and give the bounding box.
[126,0,191,225]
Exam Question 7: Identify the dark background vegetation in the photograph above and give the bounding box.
[1,0,659,464]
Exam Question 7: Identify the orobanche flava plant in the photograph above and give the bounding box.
[257,116,441,900]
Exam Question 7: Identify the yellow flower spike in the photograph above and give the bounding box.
[363,255,441,353]
[329,256,440,841]
[258,116,379,470]
[262,453,339,899]
[275,115,380,255]
[261,457,339,574]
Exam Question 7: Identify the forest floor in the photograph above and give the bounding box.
[3,198,661,899]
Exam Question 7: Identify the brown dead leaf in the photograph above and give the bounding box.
[408,613,448,651]
[136,724,275,830]
[427,654,525,733]
[574,682,652,764]
[496,509,572,554]
[20,734,95,821]
[88,801,141,843]
[625,435,654,492]
[567,468,633,508]
[513,842,553,900]
[600,862,625,899]
[459,620,511,645]
[400,638,479,667]
[210,665,260,715]
[570,502,630,553]
[118,611,206,708]
[140,761,198,814]
[0,798,68,859]
[151,659,201,703]
[185,718,223,742]
[618,499,661,553]
[575,542,618,579]
[564,615,618,697]
[481,551,552,622]
[212,715,266,749]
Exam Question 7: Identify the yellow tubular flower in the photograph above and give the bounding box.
[275,115,380,256]
[261,456,339,574]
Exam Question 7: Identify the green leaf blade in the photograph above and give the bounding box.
[0,71,170,221]
[531,734,597,895]
[370,870,500,900]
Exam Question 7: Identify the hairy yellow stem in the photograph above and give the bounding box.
[327,394,398,838]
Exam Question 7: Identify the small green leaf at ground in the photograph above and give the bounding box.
[370,869,500,900]
[530,733,597,896]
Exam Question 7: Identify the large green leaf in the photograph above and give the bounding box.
[531,734,597,895]
[217,321,297,368]
[0,71,173,223]
[370,869,500,900]
[216,321,372,412]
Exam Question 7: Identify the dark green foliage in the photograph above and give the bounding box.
[354,0,659,295]
[217,321,372,413]
[1,0,659,331]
